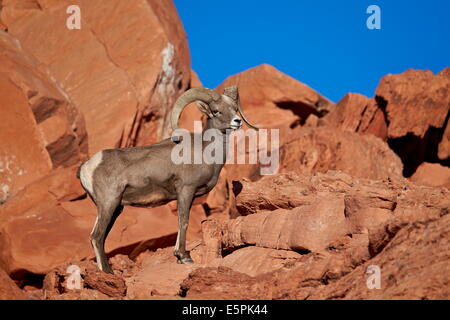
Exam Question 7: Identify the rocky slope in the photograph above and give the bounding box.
[0,1,449,300]
[17,171,449,300]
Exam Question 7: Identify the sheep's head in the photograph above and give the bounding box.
[171,86,259,135]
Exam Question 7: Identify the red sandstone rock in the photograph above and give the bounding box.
[207,246,303,277]
[235,171,358,214]
[2,0,191,154]
[0,31,87,203]
[0,1,5,31]
[209,171,399,258]
[0,267,25,300]
[125,246,200,299]
[309,214,450,300]
[83,270,126,298]
[438,120,450,161]
[180,266,264,300]
[279,126,403,180]
[34,172,449,300]
[191,172,449,300]
[43,259,124,299]
[190,70,203,88]
[179,215,450,300]
[321,93,388,140]
[376,68,449,139]
[410,162,450,188]
[219,198,349,253]
[373,68,450,177]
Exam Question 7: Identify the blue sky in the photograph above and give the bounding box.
[174,0,450,102]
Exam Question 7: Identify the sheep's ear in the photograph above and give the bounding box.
[223,86,239,101]
[196,101,213,117]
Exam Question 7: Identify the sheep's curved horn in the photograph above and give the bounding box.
[235,93,259,131]
[171,88,221,131]
[238,102,259,130]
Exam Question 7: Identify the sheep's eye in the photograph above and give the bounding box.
[213,110,221,116]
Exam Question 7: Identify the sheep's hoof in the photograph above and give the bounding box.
[177,257,194,264]
[175,251,193,264]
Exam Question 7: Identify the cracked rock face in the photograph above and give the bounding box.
[19,171,448,300]
[279,126,404,181]
[1,0,191,155]
[0,31,87,203]
[376,68,450,140]
[0,267,25,300]
[320,93,388,141]
[182,172,449,300]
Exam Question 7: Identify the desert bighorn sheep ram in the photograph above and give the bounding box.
[77,86,258,273]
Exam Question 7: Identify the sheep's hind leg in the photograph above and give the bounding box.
[174,187,195,264]
[90,201,123,274]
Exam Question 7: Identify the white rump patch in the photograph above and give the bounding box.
[80,151,103,196]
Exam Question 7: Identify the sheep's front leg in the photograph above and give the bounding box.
[174,186,195,263]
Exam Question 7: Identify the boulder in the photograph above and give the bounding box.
[410,162,450,188]
[376,68,449,139]
[125,246,200,299]
[183,210,450,300]
[219,198,349,253]
[1,0,191,154]
[208,170,448,258]
[320,93,387,140]
[0,165,85,221]
[207,246,302,277]
[279,126,403,180]
[375,68,450,176]
[233,171,352,215]
[309,214,450,300]
[194,171,449,300]
[43,259,125,300]
[180,266,265,300]
[0,31,87,203]
[209,172,399,256]
[0,267,25,300]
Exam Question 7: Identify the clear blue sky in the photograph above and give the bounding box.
[174,0,450,102]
